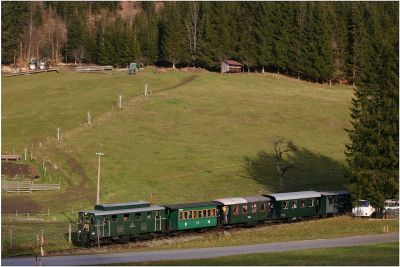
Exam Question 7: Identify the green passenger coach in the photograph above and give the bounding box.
[265,191,322,220]
[78,205,165,245]
[319,191,352,216]
[214,196,270,225]
[164,202,219,231]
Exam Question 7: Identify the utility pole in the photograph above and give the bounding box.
[96,152,104,205]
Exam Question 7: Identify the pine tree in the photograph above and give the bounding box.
[314,3,334,83]
[161,2,184,69]
[254,2,273,73]
[346,3,368,86]
[1,2,30,65]
[67,16,87,64]
[237,2,257,72]
[270,2,291,74]
[345,2,399,208]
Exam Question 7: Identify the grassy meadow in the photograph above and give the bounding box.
[2,68,353,210]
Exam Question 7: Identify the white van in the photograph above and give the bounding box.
[352,200,375,217]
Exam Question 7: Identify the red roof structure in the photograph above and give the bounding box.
[224,60,242,66]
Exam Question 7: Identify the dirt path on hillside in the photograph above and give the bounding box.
[156,75,198,92]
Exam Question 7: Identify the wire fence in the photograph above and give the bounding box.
[2,221,78,253]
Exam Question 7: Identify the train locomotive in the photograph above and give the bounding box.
[77,190,351,246]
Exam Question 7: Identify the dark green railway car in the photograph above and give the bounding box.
[319,191,351,216]
[265,191,321,220]
[214,196,271,225]
[164,202,219,231]
[77,205,165,245]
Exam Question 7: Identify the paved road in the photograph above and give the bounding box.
[2,233,398,266]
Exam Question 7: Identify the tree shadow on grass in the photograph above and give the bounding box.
[244,147,347,193]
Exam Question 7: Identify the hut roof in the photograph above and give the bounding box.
[224,60,242,66]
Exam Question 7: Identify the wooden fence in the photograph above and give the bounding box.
[2,180,60,193]
[75,65,113,72]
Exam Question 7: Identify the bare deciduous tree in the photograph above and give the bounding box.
[184,2,200,67]
[272,138,297,191]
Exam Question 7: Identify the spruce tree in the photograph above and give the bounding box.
[161,2,184,69]
[254,2,273,73]
[1,2,30,65]
[345,2,399,208]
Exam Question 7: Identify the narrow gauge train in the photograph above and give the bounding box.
[77,190,351,246]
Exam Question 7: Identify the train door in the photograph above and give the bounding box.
[102,216,111,237]
[154,210,162,231]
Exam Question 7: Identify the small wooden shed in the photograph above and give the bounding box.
[221,60,242,73]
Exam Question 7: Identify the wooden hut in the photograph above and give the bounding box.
[221,60,242,73]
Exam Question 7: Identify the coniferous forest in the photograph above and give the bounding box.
[2,1,399,207]
[1,1,398,84]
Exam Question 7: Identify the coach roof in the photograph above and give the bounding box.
[265,191,321,201]
[213,197,248,205]
[82,205,164,216]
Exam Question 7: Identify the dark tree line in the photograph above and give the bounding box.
[2,2,398,84]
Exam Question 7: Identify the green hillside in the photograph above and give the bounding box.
[1,69,353,211]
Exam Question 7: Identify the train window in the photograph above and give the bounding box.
[155,211,160,219]
[183,211,188,220]
[198,210,203,218]
[123,213,130,222]
[193,210,198,219]
[203,210,207,217]
[310,199,315,207]
[147,212,152,219]
[207,209,211,217]
[328,197,334,205]
[260,203,266,211]
[233,205,239,215]
[179,211,183,220]
[283,201,289,209]
[111,215,118,222]
[135,213,141,220]
[291,201,297,209]
[252,203,257,213]
[188,211,193,219]
[211,208,216,216]
[300,200,306,208]
[242,205,248,214]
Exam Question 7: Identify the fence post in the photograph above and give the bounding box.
[87,111,92,127]
[24,148,27,161]
[47,208,50,217]
[57,128,61,144]
[9,229,12,248]
[118,95,123,109]
[40,230,44,256]
[28,213,30,221]
[69,224,72,243]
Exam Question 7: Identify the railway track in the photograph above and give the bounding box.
[47,217,317,256]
